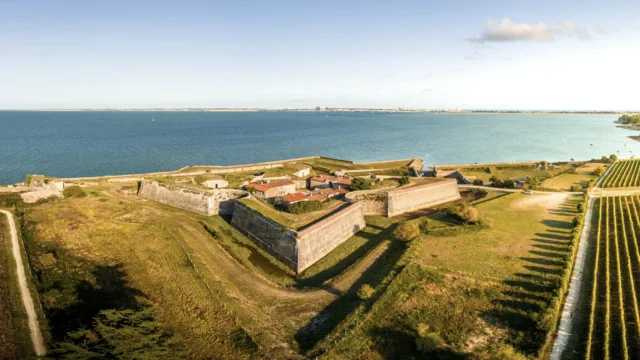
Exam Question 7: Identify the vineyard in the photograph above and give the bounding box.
[584,195,640,359]
[600,159,640,188]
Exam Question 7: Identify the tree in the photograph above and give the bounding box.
[502,179,515,189]
[525,176,539,189]
[570,184,583,192]
[610,154,618,162]
[398,176,410,186]
[540,161,548,168]
[53,307,184,359]
[489,176,503,188]
[351,178,373,191]
[593,167,604,176]
[473,179,484,186]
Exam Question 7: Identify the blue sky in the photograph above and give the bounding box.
[1,0,640,110]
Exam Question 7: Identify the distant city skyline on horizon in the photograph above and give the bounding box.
[2,0,640,110]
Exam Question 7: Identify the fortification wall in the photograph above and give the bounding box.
[216,189,247,215]
[296,203,366,272]
[230,201,299,270]
[345,190,388,216]
[138,180,214,215]
[387,179,460,217]
[137,180,246,216]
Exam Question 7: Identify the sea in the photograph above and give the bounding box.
[0,111,637,185]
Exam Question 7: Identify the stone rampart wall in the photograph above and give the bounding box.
[230,201,299,270]
[387,179,460,217]
[296,203,366,272]
[345,190,388,216]
[138,180,246,216]
[138,180,214,215]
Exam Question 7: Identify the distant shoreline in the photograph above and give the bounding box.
[0,108,633,115]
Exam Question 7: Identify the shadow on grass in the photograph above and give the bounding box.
[294,241,407,354]
[295,223,397,288]
[367,326,467,360]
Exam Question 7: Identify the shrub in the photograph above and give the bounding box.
[540,160,548,167]
[525,176,539,189]
[352,178,373,190]
[569,184,582,192]
[418,217,430,234]
[610,154,618,162]
[286,200,323,214]
[25,174,32,185]
[593,167,604,176]
[572,216,580,228]
[63,186,87,198]
[502,179,515,189]
[393,221,420,242]
[566,167,577,174]
[472,179,484,186]
[357,284,375,300]
[194,175,207,185]
[398,176,410,186]
[447,203,480,224]
[577,202,584,212]
[415,324,444,353]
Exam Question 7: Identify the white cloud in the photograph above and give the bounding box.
[468,18,587,43]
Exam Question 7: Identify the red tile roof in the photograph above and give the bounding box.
[268,179,295,187]
[307,194,328,202]
[311,174,335,182]
[282,192,308,203]
[246,183,270,192]
[334,178,352,185]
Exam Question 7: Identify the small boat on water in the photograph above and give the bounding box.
[152,116,155,122]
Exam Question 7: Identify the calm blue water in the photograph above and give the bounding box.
[0,111,636,184]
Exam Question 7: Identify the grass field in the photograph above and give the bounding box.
[600,159,640,188]
[325,192,581,359]
[17,186,412,358]
[459,164,572,184]
[542,173,594,191]
[0,214,32,359]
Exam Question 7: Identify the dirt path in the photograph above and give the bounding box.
[549,196,594,360]
[0,210,45,356]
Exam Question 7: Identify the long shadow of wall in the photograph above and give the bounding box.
[294,240,407,355]
[482,196,577,355]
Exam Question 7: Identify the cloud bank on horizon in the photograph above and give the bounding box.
[467,18,590,42]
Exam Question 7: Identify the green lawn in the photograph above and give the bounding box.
[326,192,581,359]
[542,173,594,191]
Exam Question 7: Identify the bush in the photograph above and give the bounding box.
[194,175,207,185]
[569,184,582,192]
[352,177,373,190]
[25,174,32,185]
[447,203,480,224]
[63,186,87,198]
[415,324,444,353]
[398,176,410,186]
[610,154,618,162]
[502,179,515,189]
[572,216,581,228]
[393,221,420,242]
[357,284,375,300]
[577,202,584,212]
[418,217,430,234]
[593,167,604,176]
[566,167,577,174]
[472,179,484,186]
[286,200,323,214]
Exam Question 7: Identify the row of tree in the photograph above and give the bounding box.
[618,114,640,126]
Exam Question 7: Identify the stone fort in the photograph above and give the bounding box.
[138,176,460,273]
